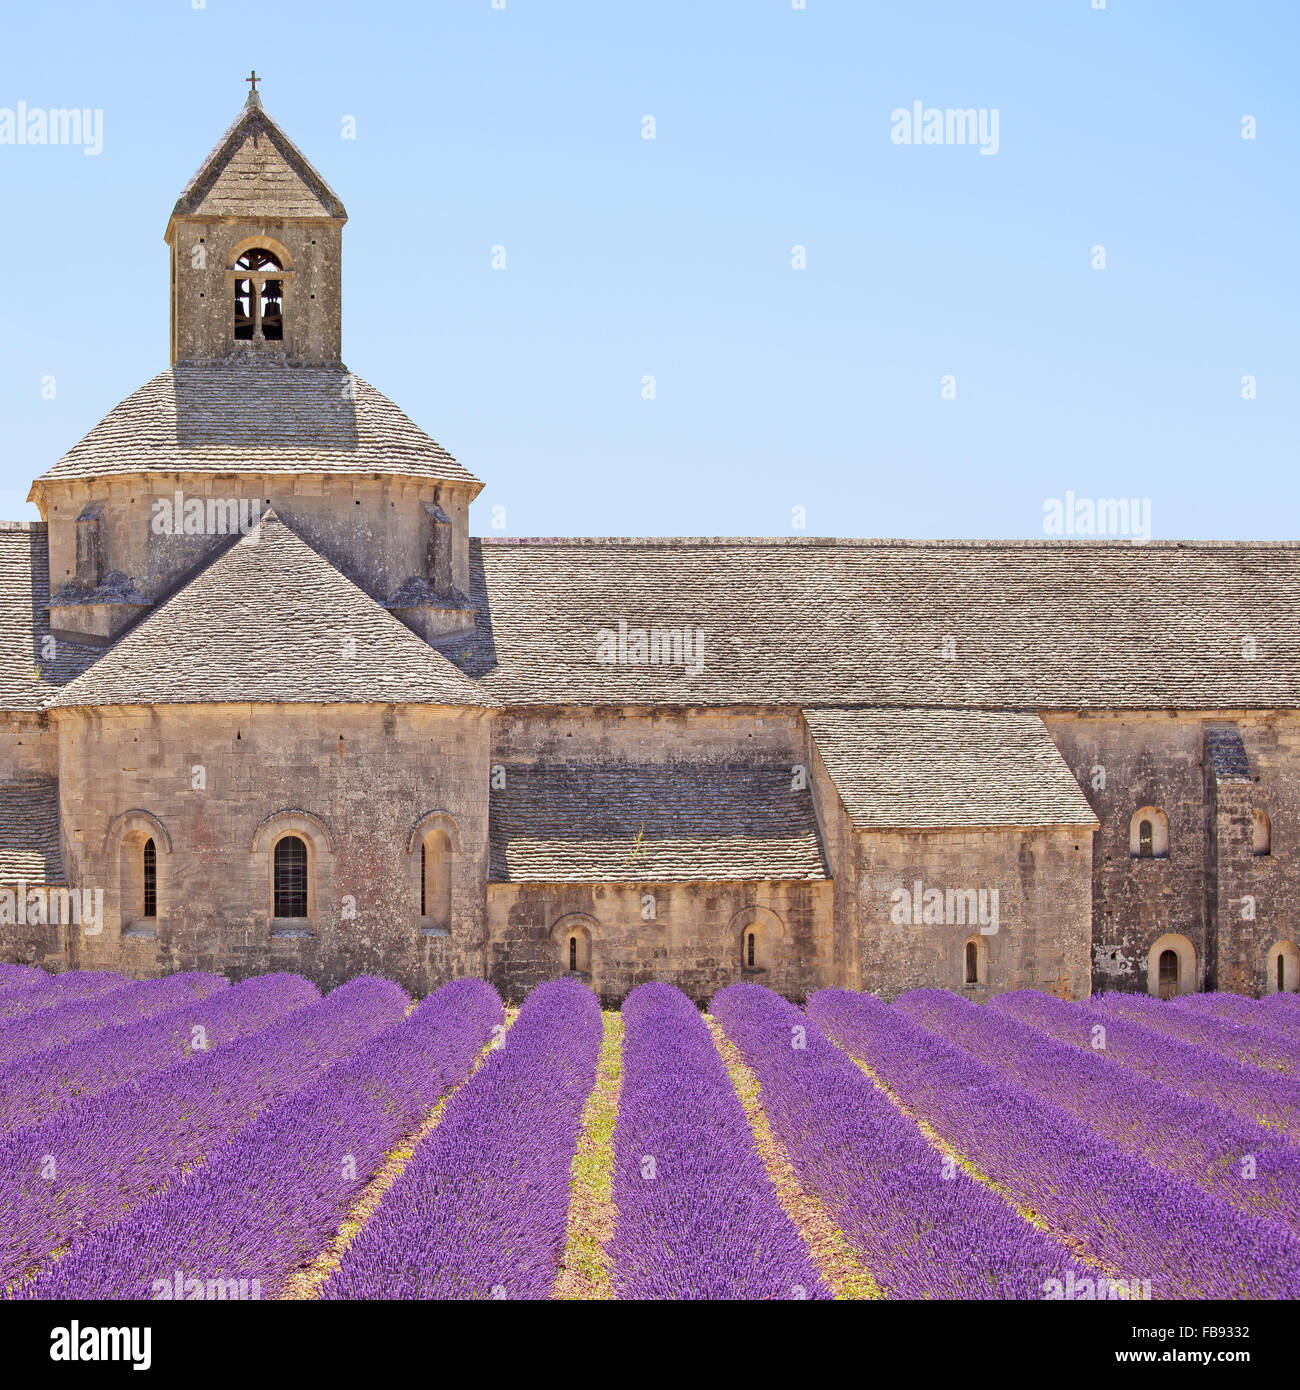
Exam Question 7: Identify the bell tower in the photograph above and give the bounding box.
[164,75,347,366]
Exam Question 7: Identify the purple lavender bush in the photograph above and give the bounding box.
[1261,994,1300,1028]
[1096,990,1300,1075]
[992,989,1300,1143]
[322,976,600,1300]
[711,982,1073,1299]
[0,965,45,994]
[610,981,827,1299]
[1176,992,1300,1046]
[897,988,1300,1235]
[0,973,319,1134]
[0,970,129,1026]
[810,989,1300,1299]
[20,977,502,1300]
[0,971,227,1071]
[0,974,407,1289]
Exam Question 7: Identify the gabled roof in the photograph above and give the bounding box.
[30,363,480,493]
[48,510,478,710]
[805,707,1098,830]
[0,777,64,883]
[453,536,1300,711]
[0,523,107,713]
[488,762,827,882]
[170,93,346,223]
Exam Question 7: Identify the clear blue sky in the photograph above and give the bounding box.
[1,0,1296,540]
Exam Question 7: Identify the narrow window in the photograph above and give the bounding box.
[747,932,756,968]
[274,836,308,918]
[420,842,426,916]
[1138,820,1153,858]
[421,831,452,930]
[1254,811,1271,857]
[569,936,578,972]
[964,940,979,985]
[1281,956,1287,994]
[142,838,156,919]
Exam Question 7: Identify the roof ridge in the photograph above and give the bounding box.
[475,535,1300,550]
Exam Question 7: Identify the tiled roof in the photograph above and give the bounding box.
[0,777,64,883]
[1205,723,1252,782]
[0,524,108,713]
[452,537,1300,711]
[488,762,827,882]
[31,363,480,491]
[804,707,1099,830]
[171,96,346,221]
[47,510,479,710]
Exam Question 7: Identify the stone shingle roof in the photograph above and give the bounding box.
[0,777,64,883]
[453,537,1300,711]
[1205,723,1252,782]
[804,707,1098,830]
[47,510,478,710]
[0,524,109,713]
[171,95,346,221]
[489,762,827,882]
[30,363,480,492]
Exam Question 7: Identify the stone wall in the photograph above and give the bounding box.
[39,473,474,621]
[849,825,1093,1002]
[48,701,490,996]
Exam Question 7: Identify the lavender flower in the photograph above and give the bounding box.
[322,977,601,1300]
[992,989,1300,1145]
[712,982,1072,1299]
[1096,990,1300,1075]
[19,977,502,1300]
[897,988,1300,1236]
[610,981,827,1299]
[0,973,319,1134]
[0,975,408,1289]
[810,988,1300,1299]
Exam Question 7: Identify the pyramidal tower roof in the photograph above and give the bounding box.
[169,82,347,227]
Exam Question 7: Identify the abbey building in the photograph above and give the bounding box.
[2,89,1298,1003]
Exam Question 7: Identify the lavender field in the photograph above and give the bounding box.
[1,963,1298,1302]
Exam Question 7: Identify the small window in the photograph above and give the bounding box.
[1130,807,1169,858]
[233,248,283,342]
[569,936,578,972]
[964,940,979,985]
[1157,948,1180,1000]
[1253,810,1271,857]
[273,835,308,918]
[142,838,156,919]
[747,932,756,968]
[420,830,452,931]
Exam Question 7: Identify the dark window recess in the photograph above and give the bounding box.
[1138,820,1153,858]
[964,940,978,985]
[142,838,156,919]
[747,932,756,968]
[569,936,578,972]
[274,836,308,918]
[420,842,426,917]
[233,248,283,341]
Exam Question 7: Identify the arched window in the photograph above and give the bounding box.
[552,915,594,978]
[1157,949,1179,999]
[965,940,979,985]
[1253,810,1271,857]
[962,936,987,987]
[142,838,156,920]
[420,830,452,932]
[569,935,578,972]
[1130,807,1169,859]
[273,835,308,919]
[233,248,283,342]
[1146,932,1196,998]
[1266,941,1299,995]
